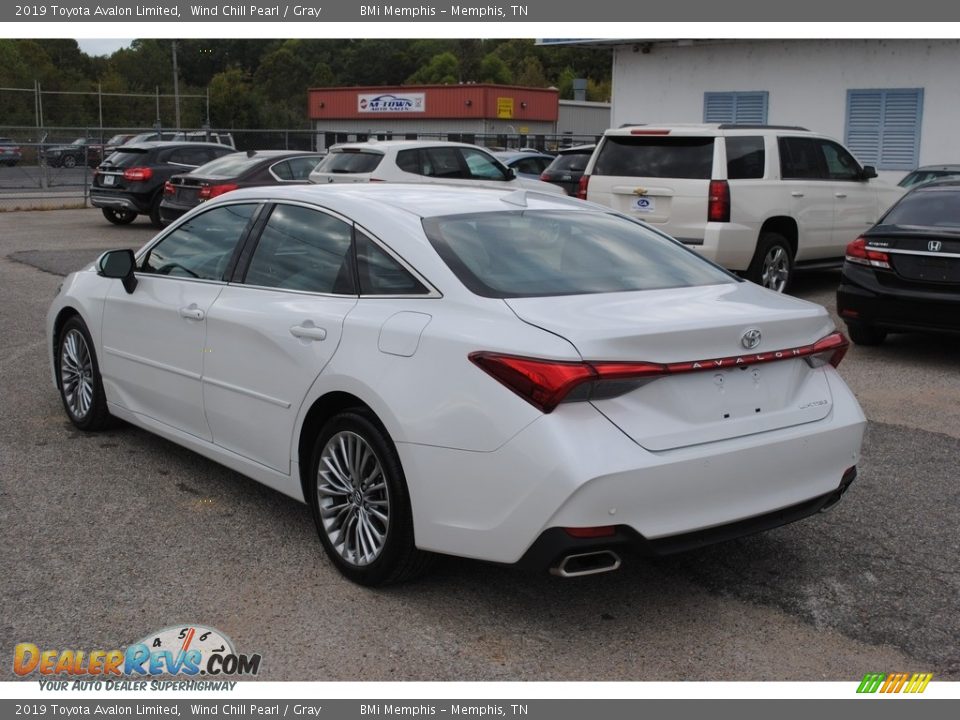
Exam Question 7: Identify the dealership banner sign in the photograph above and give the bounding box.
[357,93,425,114]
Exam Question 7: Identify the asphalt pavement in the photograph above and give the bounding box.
[1,208,957,681]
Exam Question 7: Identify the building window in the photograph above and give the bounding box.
[845,89,923,171]
[703,92,769,124]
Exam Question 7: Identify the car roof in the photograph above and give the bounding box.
[494,151,552,161]
[209,182,588,219]
[605,123,814,137]
[329,140,491,153]
[112,141,234,150]
[909,164,960,172]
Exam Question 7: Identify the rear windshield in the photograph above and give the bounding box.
[315,151,383,174]
[189,152,262,178]
[547,152,592,174]
[423,210,734,298]
[593,136,714,179]
[881,189,960,229]
[103,148,150,168]
[898,170,960,188]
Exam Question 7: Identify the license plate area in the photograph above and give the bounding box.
[631,196,656,213]
[103,175,115,186]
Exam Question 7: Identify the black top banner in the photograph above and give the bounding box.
[5,0,960,22]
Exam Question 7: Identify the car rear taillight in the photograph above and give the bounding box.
[123,167,153,182]
[708,179,730,222]
[576,174,590,200]
[163,181,175,196]
[539,171,549,181]
[845,236,891,269]
[198,183,238,200]
[470,332,850,413]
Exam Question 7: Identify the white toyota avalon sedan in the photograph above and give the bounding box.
[48,184,865,585]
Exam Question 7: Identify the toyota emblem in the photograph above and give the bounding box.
[741,328,762,349]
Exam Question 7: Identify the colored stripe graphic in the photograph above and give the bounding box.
[857,672,932,694]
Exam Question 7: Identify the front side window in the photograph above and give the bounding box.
[461,148,510,180]
[244,204,354,294]
[141,204,257,280]
[819,140,862,181]
[423,210,734,299]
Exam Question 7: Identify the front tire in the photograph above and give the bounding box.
[747,232,794,293]
[102,207,137,225]
[56,316,111,431]
[61,155,77,169]
[846,322,887,346]
[309,409,432,586]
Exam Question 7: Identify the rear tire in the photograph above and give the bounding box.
[61,155,77,169]
[746,232,794,293]
[309,409,433,586]
[102,208,137,225]
[846,322,887,346]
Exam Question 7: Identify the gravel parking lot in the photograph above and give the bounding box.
[1,208,957,681]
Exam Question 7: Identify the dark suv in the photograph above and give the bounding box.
[91,142,235,226]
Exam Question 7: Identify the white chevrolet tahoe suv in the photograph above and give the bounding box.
[579,124,904,292]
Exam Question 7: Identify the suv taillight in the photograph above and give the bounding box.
[845,237,891,269]
[198,183,238,200]
[576,174,590,200]
[708,180,730,222]
[123,167,153,182]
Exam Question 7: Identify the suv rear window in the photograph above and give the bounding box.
[423,210,733,298]
[593,136,714,179]
[547,151,592,174]
[316,151,383,174]
[103,148,150,168]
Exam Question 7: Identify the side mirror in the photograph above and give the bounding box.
[506,167,517,180]
[98,249,138,294]
[860,165,878,180]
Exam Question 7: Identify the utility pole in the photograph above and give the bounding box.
[172,40,181,130]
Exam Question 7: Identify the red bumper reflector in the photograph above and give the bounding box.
[564,526,617,539]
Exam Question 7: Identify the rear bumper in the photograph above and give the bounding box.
[838,265,960,334]
[398,369,866,565]
[90,191,150,214]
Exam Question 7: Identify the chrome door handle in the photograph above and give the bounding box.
[835,192,848,198]
[178,305,204,321]
[290,323,327,341]
[790,191,804,197]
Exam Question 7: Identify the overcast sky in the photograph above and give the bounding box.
[76,39,134,56]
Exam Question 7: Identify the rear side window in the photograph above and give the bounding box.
[725,136,765,179]
[423,210,733,298]
[356,231,428,295]
[593,136,714,179]
[779,137,827,180]
[317,151,383,174]
[244,205,355,294]
[881,189,960,228]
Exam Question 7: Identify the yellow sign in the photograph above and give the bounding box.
[497,97,514,119]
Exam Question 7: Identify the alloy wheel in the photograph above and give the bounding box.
[761,245,790,292]
[60,328,94,420]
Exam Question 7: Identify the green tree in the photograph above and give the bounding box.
[209,67,260,128]
[478,54,513,85]
[406,52,460,85]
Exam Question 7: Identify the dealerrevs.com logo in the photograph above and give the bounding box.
[14,625,261,689]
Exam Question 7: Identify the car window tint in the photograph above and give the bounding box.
[316,151,383,174]
[356,231,428,296]
[779,137,827,180]
[396,149,420,174]
[881,189,960,228]
[271,160,294,180]
[104,149,149,167]
[424,210,733,298]
[725,136,765,179]
[141,204,257,280]
[193,153,260,178]
[286,157,322,180]
[168,147,214,166]
[594,136,714,179]
[819,140,862,181]
[513,158,545,175]
[548,152,592,173]
[422,147,464,179]
[244,205,355,294]
[461,148,508,180]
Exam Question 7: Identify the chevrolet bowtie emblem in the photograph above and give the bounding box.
[633,187,648,196]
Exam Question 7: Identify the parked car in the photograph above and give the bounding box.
[90,142,236,226]
[41,137,103,168]
[539,144,595,196]
[837,179,960,345]
[898,164,960,189]
[578,124,904,292]
[492,150,555,180]
[123,131,235,148]
[160,150,326,224]
[309,140,564,194]
[0,137,22,166]
[103,134,137,155]
[48,183,864,586]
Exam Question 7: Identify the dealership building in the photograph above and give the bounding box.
[308,84,567,149]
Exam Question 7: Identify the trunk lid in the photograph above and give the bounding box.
[505,282,838,451]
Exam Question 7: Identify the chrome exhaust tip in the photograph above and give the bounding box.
[550,550,622,578]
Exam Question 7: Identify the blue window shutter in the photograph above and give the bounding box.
[704,92,768,124]
[845,89,922,171]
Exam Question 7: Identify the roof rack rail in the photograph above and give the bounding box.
[718,124,810,131]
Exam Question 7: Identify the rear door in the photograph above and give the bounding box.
[586,134,715,243]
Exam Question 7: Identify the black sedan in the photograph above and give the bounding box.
[837,180,960,345]
[160,150,325,225]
